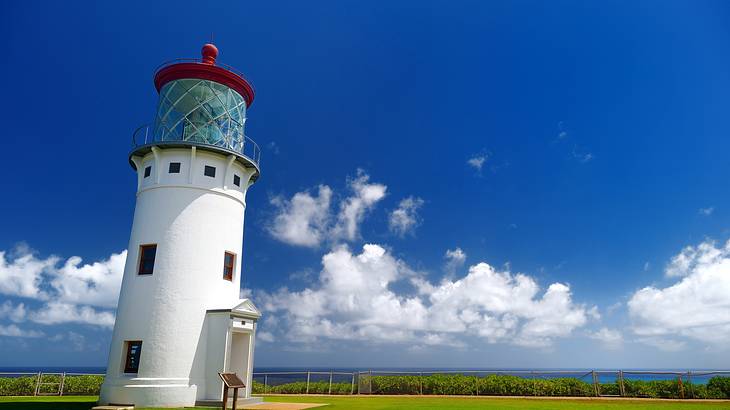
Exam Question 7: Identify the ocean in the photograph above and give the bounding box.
[1,367,728,384]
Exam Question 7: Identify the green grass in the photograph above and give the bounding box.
[0,396,98,409]
[264,395,730,409]
[0,395,728,410]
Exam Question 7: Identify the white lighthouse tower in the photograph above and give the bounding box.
[99,44,262,408]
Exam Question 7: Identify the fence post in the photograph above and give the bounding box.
[306,371,310,394]
[618,370,625,397]
[369,370,373,395]
[59,372,66,396]
[677,374,685,399]
[687,371,693,399]
[351,372,355,395]
[264,374,268,394]
[329,371,333,395]
[34,372,42,396]
[419,372,423,395]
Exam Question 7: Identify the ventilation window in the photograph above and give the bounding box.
[169,162,181,173]
[204,165,216,178]
[223,252,235,281]
[233,174,241,187]
[138,244,157,275]
[143,166,151,178]
[124,341,142,374]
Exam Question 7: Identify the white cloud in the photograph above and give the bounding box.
[332,170,387,241]
[0,245,57,299]
[572,146,593,163]
[0,246,125,328]
[48,331,90,351]
[444,248,467,276]
[268,170,387,247]
[699,207,714,216]
[259,244,593,348]
[628,239,730,347]
[636,337,686,352]
[0,301,26,323]
[51,252,127,308]
[0,324,44,338]
[467,155,487,172]
[587,327,623,350]
[29,302,115,328]
[257,331,275,343]
[268,185,333,247]
[388,197,424,237]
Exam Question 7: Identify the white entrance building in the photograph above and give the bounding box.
[99,44,262,408]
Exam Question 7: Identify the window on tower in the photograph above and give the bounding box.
[204,165,216,177]
[223,252,235,281]
[233,174,241,187]
[138,245,157,275]
[124,340,142,374]
[144,166,151,178]
[169,162,181,173]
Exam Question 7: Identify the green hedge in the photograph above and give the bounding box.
[252,380,353,394]
[62,375,104,395]
[3,373,729,399]
[253,374,730,399]
[0,375,103,396]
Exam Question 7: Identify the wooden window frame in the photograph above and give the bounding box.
[223,251,235,281]
[124,340,142,374]
[138,244,157,275]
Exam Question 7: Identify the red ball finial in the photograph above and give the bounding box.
[201,43,219,65]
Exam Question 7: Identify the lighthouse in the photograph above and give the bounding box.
[99,44,262,408]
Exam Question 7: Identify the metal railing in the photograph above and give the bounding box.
[251,369,730,399]
[3,369,729,399]
[132,124,261,168]
[154,58,256,95]
[0,372,105,396]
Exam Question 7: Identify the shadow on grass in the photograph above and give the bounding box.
[0,403,93,410]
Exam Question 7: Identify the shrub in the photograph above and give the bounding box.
[63,375,104,395]
[707,376,730,399]
[252,380,353,395]
[0,376,37,396]
[0,375,104,396]
[622,379,684,399]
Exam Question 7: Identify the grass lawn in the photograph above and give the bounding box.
[0,395,728,410]
[265,395,730,409]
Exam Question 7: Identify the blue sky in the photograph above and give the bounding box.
[1,0,730,369]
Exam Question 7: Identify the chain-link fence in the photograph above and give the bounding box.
[252,369,730,399]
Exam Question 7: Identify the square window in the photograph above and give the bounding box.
[124,341,142,374]
[204,165,216,178]
[223,252,235,281]
[233,174,241,187]
[143,166,151,178]
[138,244,157,275]
[169,162,181,173]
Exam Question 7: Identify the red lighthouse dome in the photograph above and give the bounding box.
[153,43,255,107]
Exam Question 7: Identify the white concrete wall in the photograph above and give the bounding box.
[99,147,257,407]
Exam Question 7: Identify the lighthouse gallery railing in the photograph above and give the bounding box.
[132,123,261,168]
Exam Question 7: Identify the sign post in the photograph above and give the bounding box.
[218,372,246,410]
